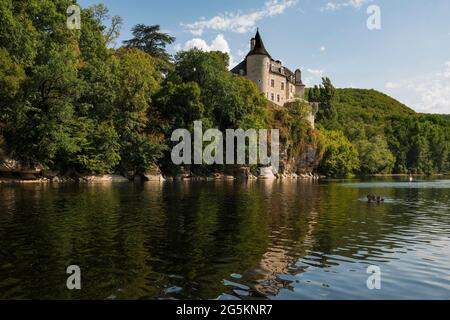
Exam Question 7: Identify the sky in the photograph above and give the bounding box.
[78,0,450,114]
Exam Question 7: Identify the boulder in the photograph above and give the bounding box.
[51,176,61,183]
[42,170,59,179]
[259,167,276,180]
[143,166,166,182]
[143,173,166,182]
[82,175,129,183]
[213,173,224,180]
[224,166,249,180]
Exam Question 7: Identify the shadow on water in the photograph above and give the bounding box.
[0,178,449,299]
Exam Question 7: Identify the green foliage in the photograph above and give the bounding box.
[2,1,447,178]
[164,49,268,132]
[312,82,449,175]
[4,43,82,167]
[269,98,314,157]
[386,115,449,174]
[355,136,395,174]
[306,77,337,123]
[73,121,121,174]
[0,1,167,174]
[88,3,123,47]
[112,48,166,173]
[123,24,175,71]
[154,49,270,172]
[154,81,205,130]
[0,47,25,109]
[318,129,360,177]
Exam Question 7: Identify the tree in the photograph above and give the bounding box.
[113,48,166,174]
[168,49,267,131]
[70,120,121,174]
[0,48,25,115]
[316,77,337,122]
[307,85,321,103]
[123,24,175,70]
[88,3,123,47]
[154,81,205,131]
[356,136,395,174]
[318,129,360,177]
[1,0,82,169]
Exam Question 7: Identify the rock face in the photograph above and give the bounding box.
[0,159,20,175]
[0,158,45,180]
[20,170,40,180]
[224,166,251,180]
[279,143,321,176]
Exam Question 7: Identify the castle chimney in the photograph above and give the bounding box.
[295,69,303,85]
[250,38,256,50]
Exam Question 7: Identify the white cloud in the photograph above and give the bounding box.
[304,69,325,86]
[385,81,401,89]
[183,34,230,52]
[181,34,236,68]
[384,61,450,114]
[182,0,298,36]
[307,68,325,76]
[322,0,371,12]
[319,46,326,52]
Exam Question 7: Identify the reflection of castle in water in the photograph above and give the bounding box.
[251,181,320,297]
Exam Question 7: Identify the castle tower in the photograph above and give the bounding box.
[245,29,271,94]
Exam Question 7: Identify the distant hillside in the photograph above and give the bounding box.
[334,88,416,118]
[311,87,449,175]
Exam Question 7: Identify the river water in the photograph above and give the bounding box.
[0,178,449,299]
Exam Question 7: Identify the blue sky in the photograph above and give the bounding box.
[78,0,450,114]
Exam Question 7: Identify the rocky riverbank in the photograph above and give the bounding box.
[0,166,321,184]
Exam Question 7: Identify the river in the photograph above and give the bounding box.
[0,178,449,299]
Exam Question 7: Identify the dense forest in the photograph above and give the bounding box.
[307,84,449,175]
[0,0,448,179]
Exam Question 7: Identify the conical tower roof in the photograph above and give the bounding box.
[247,29,271,58]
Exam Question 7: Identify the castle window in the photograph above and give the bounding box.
[271,79,275,88]
[281,82,284,90]
[277,95,280,103]
[271,93,274,101]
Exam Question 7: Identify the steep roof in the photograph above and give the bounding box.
[247,29,271,58]
[230,59,246,75]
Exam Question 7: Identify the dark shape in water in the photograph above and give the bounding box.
[367,194,385,203]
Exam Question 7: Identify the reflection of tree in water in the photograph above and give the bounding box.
[148,180,270,299]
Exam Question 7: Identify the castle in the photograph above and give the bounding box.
[231,29,307,107]
[231,30,318,128]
